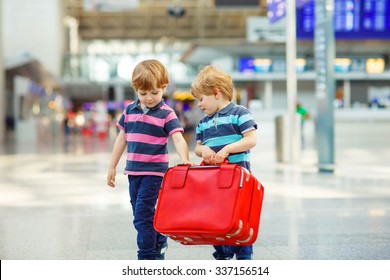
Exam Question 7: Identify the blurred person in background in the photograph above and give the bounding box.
[296,102,310,149]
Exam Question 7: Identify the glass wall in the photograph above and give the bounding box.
[62,39,197,84]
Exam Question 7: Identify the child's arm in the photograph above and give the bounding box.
[107,130,126,188]
[215,129,257,164]
[171,132,191,164]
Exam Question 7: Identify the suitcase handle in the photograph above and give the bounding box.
[170,160,236,189]
[199,159,229,166]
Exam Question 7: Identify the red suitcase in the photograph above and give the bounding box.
[153,162,264,245]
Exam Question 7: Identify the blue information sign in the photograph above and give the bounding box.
[296,0,312,8]
[267,0,320,24]
[297,0,390,39]
[267,0,286,24]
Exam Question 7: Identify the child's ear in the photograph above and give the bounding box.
[213,88,221,98]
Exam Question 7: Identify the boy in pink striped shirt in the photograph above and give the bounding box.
[107,59,191,260]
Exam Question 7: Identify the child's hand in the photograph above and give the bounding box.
[215,148,229,164]
[201,146,217,164]
[107,168,116,188]
[181,160,196,166]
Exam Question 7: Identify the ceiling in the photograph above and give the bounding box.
[63,1,390,63]
[63,0,267,40]
[61,0,390,102]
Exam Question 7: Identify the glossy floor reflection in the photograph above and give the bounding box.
[0,118,389,260]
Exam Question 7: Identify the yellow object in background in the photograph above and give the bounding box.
[172,91,195,101]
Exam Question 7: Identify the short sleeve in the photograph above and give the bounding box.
[116,108,126,130]
[165,111,184,136]
[237,106,257,134]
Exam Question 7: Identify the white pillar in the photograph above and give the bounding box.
[0,0,5,143]
[3,0,64,76]
[14,77,38,145]
[286,0,299,163]
[343,80,351,108]
[264,81,273,110]
[115,84,125,102]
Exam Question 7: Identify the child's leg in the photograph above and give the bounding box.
[213,245,234,260]
[156,237,168,260]
[128,175,167,260]
[231,245,253,260]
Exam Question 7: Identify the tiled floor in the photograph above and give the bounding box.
[0,117,389,260]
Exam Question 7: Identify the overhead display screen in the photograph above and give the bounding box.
[297,0,390,39]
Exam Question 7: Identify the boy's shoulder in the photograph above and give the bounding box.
[234,103,250,111]
[124,100,138,111]
[160,101,175,112]
[223,103,251,115]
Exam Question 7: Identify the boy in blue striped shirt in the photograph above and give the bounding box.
[190,65,258,260]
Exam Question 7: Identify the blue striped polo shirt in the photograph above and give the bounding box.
[117,99,184,177]
[195,102,257,171]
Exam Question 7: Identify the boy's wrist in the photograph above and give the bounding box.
[221,146,230,155]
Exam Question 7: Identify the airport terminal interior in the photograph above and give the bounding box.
[0,0,390,260]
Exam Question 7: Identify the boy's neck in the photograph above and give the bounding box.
[217,100,231,112]
[140,102,148,109]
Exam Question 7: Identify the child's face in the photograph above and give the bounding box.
[196,94,219,116]
[137,88,164,108]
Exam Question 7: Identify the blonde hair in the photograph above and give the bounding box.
[132,59,169,91]
[190,66,233,101]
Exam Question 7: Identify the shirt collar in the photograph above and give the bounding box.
[210,102,234,117]
[130,99,165,111]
